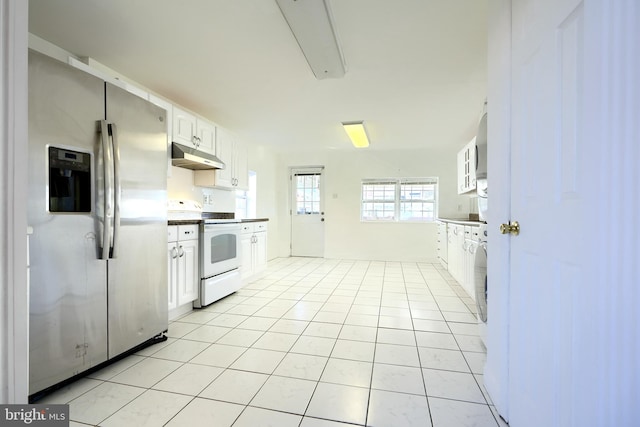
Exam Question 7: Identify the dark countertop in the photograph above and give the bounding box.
[168,219,201,225]
[437,217,486,226]
[168,218,269,226]
[240,218,269,223]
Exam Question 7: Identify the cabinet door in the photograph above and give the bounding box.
[215,127,234,188]
[254,231,268,275]
[178,239,199,305]
[234,142,249,190]
[240,233,253,279]
[437,222,448,264]
[457,149,466,194]
[467,139,477,190]
[197,119,216,156]
[173,106,197,147]
[167,242,178,310]
[455,228,466,285]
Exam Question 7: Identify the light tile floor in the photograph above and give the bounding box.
[39,258,508,427]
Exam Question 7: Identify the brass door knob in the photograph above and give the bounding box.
[499,221,520,236]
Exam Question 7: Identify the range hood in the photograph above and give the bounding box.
[171,142,225,170]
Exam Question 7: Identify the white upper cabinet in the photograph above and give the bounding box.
[172,106,197,147]
[194,126,249,190]
[457,137,477,194]
[172,106,216,156]
[197,119,216,155]
[214,127,235,188]
[233,142,249,190]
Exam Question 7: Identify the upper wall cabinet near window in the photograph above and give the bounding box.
[194,127,249,190]
[457,137,477,194]
[172,106,216,156]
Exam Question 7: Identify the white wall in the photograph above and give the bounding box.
[167,166,236,213]
[247,143,283,261]
[277,147,471,262]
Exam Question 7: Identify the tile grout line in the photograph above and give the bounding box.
[58,258,494,426]
[297,259,371,426]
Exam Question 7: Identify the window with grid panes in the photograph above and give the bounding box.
[361,178,437,222]
[295,173,321,215]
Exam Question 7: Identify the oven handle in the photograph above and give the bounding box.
[203,223,242,232]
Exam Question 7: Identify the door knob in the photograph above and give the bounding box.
[499,221,520,236]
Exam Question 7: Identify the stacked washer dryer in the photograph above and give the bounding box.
[475,224,488,345]
[474,101,488,346]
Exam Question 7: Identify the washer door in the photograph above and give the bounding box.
[474,243,488,323]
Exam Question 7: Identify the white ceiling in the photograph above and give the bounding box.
[28,0,488,152]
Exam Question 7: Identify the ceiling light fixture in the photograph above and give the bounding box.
[342,121,370,148]
[275,0,346,79]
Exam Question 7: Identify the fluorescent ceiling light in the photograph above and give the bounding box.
[275,0,346,79]
[342,121,370,148]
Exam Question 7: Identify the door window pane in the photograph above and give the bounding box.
[295,172,321,214]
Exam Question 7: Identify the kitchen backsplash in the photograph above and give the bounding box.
[167,166,235,213]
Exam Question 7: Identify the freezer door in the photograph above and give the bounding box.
[28,50,108,395]
[105,83,168,357]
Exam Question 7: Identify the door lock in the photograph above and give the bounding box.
[499,221,520,236]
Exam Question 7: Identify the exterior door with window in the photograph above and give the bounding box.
[291,168,324,257]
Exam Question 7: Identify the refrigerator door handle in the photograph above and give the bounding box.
[100,120,113,260]
[109,123,121,258]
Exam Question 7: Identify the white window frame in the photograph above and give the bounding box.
[361,177,438,223]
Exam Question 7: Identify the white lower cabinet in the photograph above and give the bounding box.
[437,221,448,268]
[240,222,268,281]
[168,224,199,319]
[444,222,479,300]
[447,224,464,285]
[461,226,479,301]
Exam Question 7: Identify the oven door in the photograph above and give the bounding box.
[201,223,242,278]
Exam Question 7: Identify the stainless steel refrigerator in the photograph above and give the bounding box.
[28,50,168,397]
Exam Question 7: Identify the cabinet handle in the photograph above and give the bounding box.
[178,246,185,257]
[171,247,178,259]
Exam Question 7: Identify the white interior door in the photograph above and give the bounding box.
[507,0,584,425]
[291,167,325,257]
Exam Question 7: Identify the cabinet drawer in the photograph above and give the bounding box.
[168,226,178,242]
[178,224,199,241]
[471,227,480,239]
[240,223,253,234]
[254,222,268,232]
